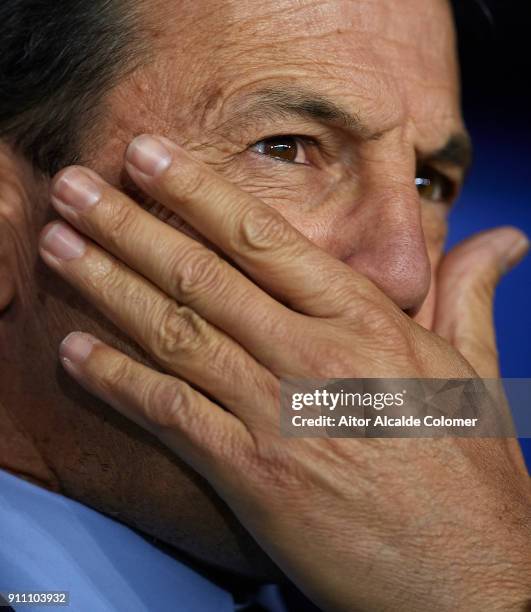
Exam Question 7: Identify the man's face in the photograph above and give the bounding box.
[97,0,466,318]
[19,0,466,577]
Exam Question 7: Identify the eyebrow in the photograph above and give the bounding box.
[223,86,473,173]
[423,133,473,174]
[226,86,373,137]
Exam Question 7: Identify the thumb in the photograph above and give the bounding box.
[434,226,529,377]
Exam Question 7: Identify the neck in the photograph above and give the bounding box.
[0,399,60,491]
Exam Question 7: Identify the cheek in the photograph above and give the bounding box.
[221,150,350,207]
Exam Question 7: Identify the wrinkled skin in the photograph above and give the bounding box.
[0,0,528,582]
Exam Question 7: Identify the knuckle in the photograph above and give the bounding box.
[144,378,192,429]
[355,306,420,369]
[106,201,137,249]
[237,206,294,253]
[88,256,123,294]
[304,340,356,378]
[200,336,236,379]
[241,438,301,493]
[155,303,207,361]
[145,377,236,461]
[357,302,405,340]
[331,282,366,316]
[99,353,133,394]
[89,256,145,307]
[169,246,224,303]
[297,308,414,378]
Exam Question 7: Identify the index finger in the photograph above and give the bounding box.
[124,135,375,317]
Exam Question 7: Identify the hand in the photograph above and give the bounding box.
[39,135,531,611]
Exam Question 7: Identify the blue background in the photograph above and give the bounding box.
[452,0,530,469]
[447,120,531,470]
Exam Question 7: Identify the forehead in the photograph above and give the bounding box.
[134,0,461,144]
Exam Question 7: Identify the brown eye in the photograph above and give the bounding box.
[416,165,455,202]
[252,136,308,164]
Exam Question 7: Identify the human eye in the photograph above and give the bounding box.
[250,135,315,165]
[415,164,456,203]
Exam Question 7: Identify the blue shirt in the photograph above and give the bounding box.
[0,469,289,612]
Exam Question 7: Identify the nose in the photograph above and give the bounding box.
[339,183,432,314]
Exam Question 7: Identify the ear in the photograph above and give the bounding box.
[0,143,43,313]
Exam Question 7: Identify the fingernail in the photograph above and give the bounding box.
[41,223,86,260]
[60,332,97,365]
[126,135,172,176]
[503,237,530,272]
[52,167,101,212]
